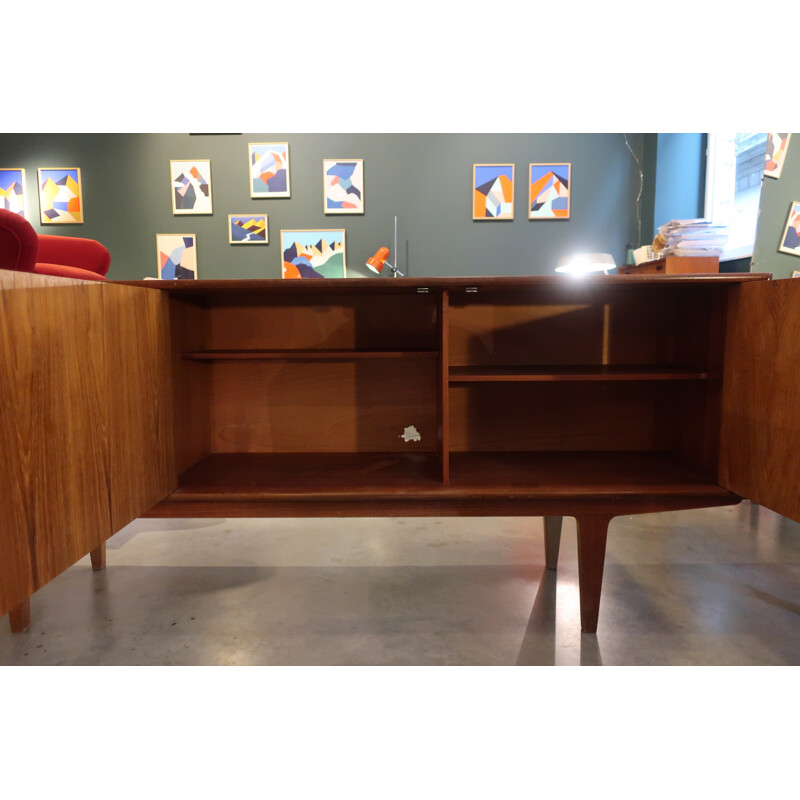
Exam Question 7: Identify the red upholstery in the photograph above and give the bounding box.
[0,208,38,272]
[33,262,110,281]
[0,208,110,282]
[37,234,110,278]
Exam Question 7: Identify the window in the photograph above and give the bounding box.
[704,132,768,260]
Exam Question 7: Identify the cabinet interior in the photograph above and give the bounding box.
[164,282,729,501]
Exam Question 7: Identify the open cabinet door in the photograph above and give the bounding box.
[719,278,800,522]
[0,273,175,620]
[102,282,176,532]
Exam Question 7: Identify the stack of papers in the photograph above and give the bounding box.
[656,219,727,257]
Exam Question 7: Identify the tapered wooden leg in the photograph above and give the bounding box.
[544,516,563,570]
[575,514,613,634]
[90,541,106,571]
[9,598,31,634]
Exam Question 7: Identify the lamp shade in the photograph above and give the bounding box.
[555,253,616,274]
[366,246,390,274]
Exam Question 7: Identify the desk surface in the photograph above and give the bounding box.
[119,273,771,295]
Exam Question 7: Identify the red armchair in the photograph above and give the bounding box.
[0,208,110,281]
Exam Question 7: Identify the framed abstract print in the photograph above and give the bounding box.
[473,163,514,220]
[38,168,83,223]
[323,159,364,214]
[157,234,198,279]
[170,160,213,215]
[0,168,27,217]
[249,142,290,198]
[229,214,268,244]
[529,163,570,219]
[765,134,791,179]
[779,201,800,256]
[280,229,346,278]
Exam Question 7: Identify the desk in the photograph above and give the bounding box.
[2,272,799,635]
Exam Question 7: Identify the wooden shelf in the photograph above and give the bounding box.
[170,453,443,499]
[447,451,729,497]
[163,451,729,502]
[183,348,439,361]
[448,365,720,382]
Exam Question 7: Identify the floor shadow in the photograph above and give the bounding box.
[516,568,557,665]
[580,633,604,666]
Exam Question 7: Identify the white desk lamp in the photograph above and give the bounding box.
[555,253,616,275]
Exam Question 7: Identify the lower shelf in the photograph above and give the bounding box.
[145,451,737,518]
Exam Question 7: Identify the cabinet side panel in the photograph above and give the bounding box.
[0,272,111,615]
[104,284,176,531]
[720,280,800,521]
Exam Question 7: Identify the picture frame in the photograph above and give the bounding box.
[280,229,346,278]
[37,167,83,224]
[323,158,364,214]
[529,163,571,219]
[778,201,800,257]
[157,233,198,279]
[170,160,212,215]
[472,163,514,220]
[0,168,27,217]
[228,214,268,244]
[765,133,791,179]
[249,142,290,198]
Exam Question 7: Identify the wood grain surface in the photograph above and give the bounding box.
[0,273,176,619]
[0,272,111,616]
[209,357,438,453]
[103,283,176,531]
[720,279,800,522]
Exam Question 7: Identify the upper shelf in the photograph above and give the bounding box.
[183,348,439,361]
[448,365,720,382]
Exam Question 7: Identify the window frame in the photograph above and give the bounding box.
[704,132,765,262]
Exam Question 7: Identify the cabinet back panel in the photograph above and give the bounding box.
[210,359,438,453]
[449,288,717,368]
[449,382,670,452]
[210,295,438,351]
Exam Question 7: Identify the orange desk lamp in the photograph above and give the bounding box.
[366,215,404,277]
[366,246,404,277]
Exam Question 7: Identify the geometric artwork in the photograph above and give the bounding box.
[280,229,346,278]
[324,159,364,213]
[249,142,290,198]
[156,234,198,279]
[778,201,800,257]
[37,168,83,224]
[529,163,571,219]
[0,168,27,217]
[764,133,791,179]
[170,160,213,215]
[473,163,514,220]
[229,214,268,244]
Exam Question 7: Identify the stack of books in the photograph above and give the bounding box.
[655,219,728,258]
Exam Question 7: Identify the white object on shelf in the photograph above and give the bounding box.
[633,246,654,265]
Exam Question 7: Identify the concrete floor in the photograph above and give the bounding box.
[1,500,799,665]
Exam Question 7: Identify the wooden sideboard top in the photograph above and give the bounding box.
[118,273,772,295]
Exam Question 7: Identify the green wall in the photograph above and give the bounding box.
[652,133,706,230]
[0,133,648,280]
[752,134,800,278]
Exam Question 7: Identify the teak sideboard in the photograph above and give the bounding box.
[2,271,799,636]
